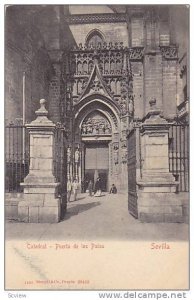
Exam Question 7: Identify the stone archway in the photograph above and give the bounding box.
[72,95,122,191]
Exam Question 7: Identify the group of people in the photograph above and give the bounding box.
[67,178,79,202]
[67,177,117,202]
[86,178,117,197]
[87,177,102,197]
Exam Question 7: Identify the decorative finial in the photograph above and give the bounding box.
[149,98,156,108]
[35,99,48,117]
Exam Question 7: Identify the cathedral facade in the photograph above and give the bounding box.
[5,5,189,222]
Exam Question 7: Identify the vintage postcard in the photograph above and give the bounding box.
[4,3,189,292]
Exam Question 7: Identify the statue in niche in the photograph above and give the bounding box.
[128,98,134,115]
[113,143,119,151]
[113,143,119,165]
[82,123,87,135]
[113,149,119,165]
[122,149,127,163]
[75,148,80,164]
[120,99,127,115]
[122,140,127,148]
[67,146,71,163]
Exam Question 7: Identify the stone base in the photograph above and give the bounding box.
[5,193,23,220]
[6,199,19,220]
[18,196,61,223]
[137,192,183,223]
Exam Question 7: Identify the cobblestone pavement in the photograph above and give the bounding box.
[6,192,189,241]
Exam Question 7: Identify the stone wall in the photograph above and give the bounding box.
[131,62,144,119]
[144,53,163,114]
[5,5,187,125]
[163,60,178,118]
[69,22,128,46]
[5,6,54,124]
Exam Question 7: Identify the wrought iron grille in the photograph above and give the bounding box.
[5,125,30,192]
[169,122,189,192]
[53,124,67,219]
[53,124,67,197]
[127,127,139,218]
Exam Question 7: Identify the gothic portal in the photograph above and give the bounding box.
[5,5,189,223]
[65,32,135,191]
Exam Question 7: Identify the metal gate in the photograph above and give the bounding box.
[127,126,141,218]
[5,124,30,192]
[54,124,67,218]
[169,122,189,192]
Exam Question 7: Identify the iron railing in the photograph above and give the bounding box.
[53,124,67,217]
[5,124,30,192]
[169,122,189,192]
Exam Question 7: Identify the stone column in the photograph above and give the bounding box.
[18,99,61,223]
[137,102,182,222]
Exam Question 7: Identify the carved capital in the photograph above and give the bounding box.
[160,46,178,60]
[128,47,144,61]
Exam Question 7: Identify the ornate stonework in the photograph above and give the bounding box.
[67,44,134,117]
[65,13,126,24]
[160,46,178,60]
[128,47,144,61]
[81,113,112,135]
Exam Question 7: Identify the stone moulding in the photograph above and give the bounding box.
[65,13,127,24]
[70,44,144,62]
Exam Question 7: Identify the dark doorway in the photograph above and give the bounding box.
[84,142,109,192]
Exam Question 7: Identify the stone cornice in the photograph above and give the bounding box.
[65,13,127,24]
[70,44,144,61]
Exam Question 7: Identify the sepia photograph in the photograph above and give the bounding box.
[4,4,189,291]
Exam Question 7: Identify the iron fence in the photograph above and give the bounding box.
[5,124,30,192]
[169,122,189,192]
[53,124,67,217]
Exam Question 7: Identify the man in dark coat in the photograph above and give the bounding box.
[94,177,102,197]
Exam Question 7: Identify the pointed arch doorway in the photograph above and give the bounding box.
[80,110,112,192]
[73,94,121,193]
[83,141,110,192]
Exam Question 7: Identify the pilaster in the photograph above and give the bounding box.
[136,101,182,222]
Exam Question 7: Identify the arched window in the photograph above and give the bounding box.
[86,30,104,48]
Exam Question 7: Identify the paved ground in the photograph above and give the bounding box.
[6,192,189,241]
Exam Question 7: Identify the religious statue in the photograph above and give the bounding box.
[122,149,127,164]
[128,99,134,115]
[67,146,71,163]
[114,150,119,165]
[75,148,80,164]
[113,143,119,164]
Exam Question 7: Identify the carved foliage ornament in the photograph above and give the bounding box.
[65,13,126,25]
[128,47,144,60]
[160,46,178,60]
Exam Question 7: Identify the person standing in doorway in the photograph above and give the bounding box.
[72,178,79,201]
[88,180,93,197]
[67,179,72,202]
[94,177,102,197]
